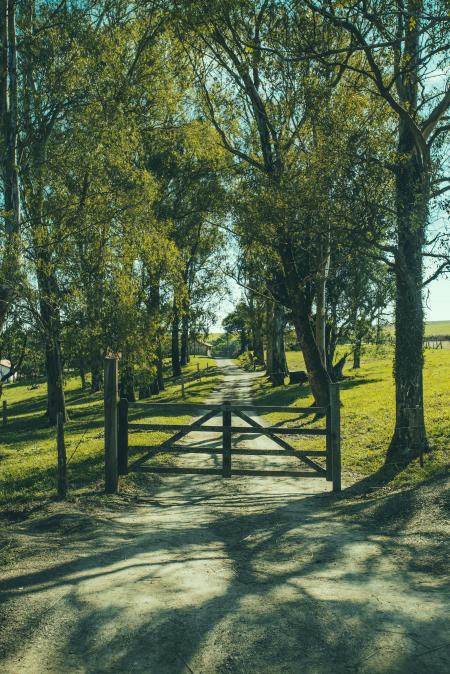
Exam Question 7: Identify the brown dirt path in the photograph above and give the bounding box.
[0,359,448,673]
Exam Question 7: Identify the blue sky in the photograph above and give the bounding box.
[425,275,450,322]
[211,273,449,332]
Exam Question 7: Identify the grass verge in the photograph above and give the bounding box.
[0,356,222,518]
[249,347,449,493]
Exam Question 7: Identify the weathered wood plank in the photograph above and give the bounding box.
[137,466,223,476]
[128,402,324,414]
[104,357,118,494]
[233,409,326,474]
[231,404,326,414]
[330,383,342,493]
[231,469,324,478]
[128,402,221,411]
[127,445,326,457]
[222,401,232,477]
[129,423,326,435]
[118,397,129,475]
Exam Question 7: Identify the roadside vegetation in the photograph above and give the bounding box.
[0,356,221,514]
[244,345,449,493]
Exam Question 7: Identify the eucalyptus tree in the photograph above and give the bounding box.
[0,0,21,331]
[175,1,395,400]
[172,0,340,403]
[145,111,228,376]
[15,0,174,420]
[301,0,450,461]
[17,0,101,422]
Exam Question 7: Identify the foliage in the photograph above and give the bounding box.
[251,348,450,491]
[0,356,222,509]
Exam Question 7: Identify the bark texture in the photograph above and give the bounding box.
[387,122,428,461]
[171,299,181,377]
[266,303,287,387]
[0,0,21,330]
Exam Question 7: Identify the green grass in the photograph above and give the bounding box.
[250,348,449,492]
[424,320,450,336]
[383,320,450,337]
[0,356,222,511]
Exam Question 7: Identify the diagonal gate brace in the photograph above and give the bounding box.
[130,406,220,469]
[232,408,326,476]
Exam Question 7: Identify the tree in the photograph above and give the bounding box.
[174,0,333,404]
[302,0,450,461]
[0,0,21,331]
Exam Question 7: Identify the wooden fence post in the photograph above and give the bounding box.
[2,400,7,426]
[329,382,341,493]
[118,397,129,475]
[222,401,232,478]
[104,356,119,493]
[56,411,67,499]
[181,375,185,398]
[325,404,332,482]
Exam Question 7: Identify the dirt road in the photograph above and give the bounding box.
[0,359,448,673]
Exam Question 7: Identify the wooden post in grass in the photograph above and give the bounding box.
[56,412,67,499]
[118,397,129,475]
[181,375,185,398]
[2,400,7,426]
[325,404,332,482]
[329,382,341,493]
[222,401,232,478]
[104,356,119,493]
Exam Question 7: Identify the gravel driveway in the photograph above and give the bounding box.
[0,359,448,674]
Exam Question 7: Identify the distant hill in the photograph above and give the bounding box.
[211,323,450,340]
[424,321,450,336]
[386,321,450,337]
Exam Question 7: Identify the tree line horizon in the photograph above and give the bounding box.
[1,1,449,467]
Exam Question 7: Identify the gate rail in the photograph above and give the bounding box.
[108,383,341,493]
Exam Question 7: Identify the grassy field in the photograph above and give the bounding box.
[246,346,449,492]
[424,320,450,336]
[0,356,222,512]
[383,320,450,337]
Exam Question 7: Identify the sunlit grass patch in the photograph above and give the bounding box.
[0,356,222,510]
[250,349,449,491]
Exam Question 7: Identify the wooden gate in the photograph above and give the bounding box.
[111,383,341,492]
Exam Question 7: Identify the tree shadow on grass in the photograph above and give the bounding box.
[251,375,383,411]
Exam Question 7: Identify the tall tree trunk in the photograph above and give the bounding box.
[79,358,86,389]
[120,358,136,403]
[253,318,264,365]
[387,130,428,462]
[386,2,430,463]
[91,358,102,392]
[353,338,361,369]
[156,341,164,391]
[31,175,67,426]
[87,283,104,393]
[171,299,181,377]
[279,245,330,406]
[315,234,330,366]
[291,293,330,407]
[37,268,67,425]
[240,328,248,355]
[0,0,20,330]
[265,300,273,375]
[267,303,286,387]
[44,335,66,426]
[180,309,189,366]
[146,274,165,391]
